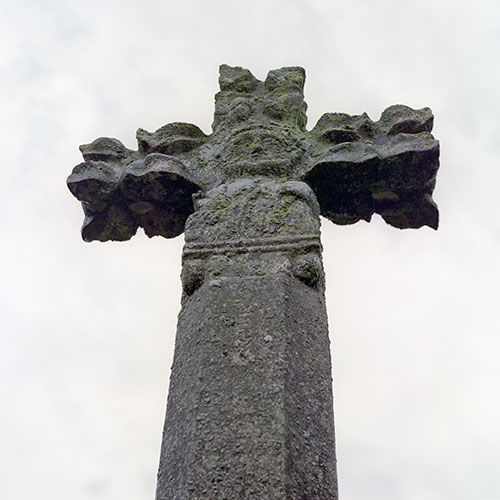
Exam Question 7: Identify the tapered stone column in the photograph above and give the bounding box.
[156,179,337,499]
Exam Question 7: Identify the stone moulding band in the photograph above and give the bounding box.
[182,234,322,259]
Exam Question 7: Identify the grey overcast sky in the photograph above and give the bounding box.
[1,0,499,499]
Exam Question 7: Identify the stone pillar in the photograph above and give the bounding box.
[155,179,338,499]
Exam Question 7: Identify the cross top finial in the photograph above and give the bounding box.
[214,65,307,132]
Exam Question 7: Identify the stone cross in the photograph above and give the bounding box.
[67,65,440,500]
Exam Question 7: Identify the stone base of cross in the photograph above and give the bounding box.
[68,65,439,499]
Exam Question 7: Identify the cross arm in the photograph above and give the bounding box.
[302,105,440,229]
[67,124,206,242]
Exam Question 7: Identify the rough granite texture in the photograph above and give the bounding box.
[67,65,440,500]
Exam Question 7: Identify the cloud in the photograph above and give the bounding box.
[1,1,499,499]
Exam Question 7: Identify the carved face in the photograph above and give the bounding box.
[211,65,307,177]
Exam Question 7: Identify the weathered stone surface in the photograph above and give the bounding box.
[66,65,441,500]
[378,104,434,135]
[68,65,440,236]
[67,148,200,241]
[157,273,336,500]
[304,106,439,228]
[137,122,207,155]
[155,162,337,498]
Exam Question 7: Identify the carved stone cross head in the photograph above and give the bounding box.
[68,64,439,243]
